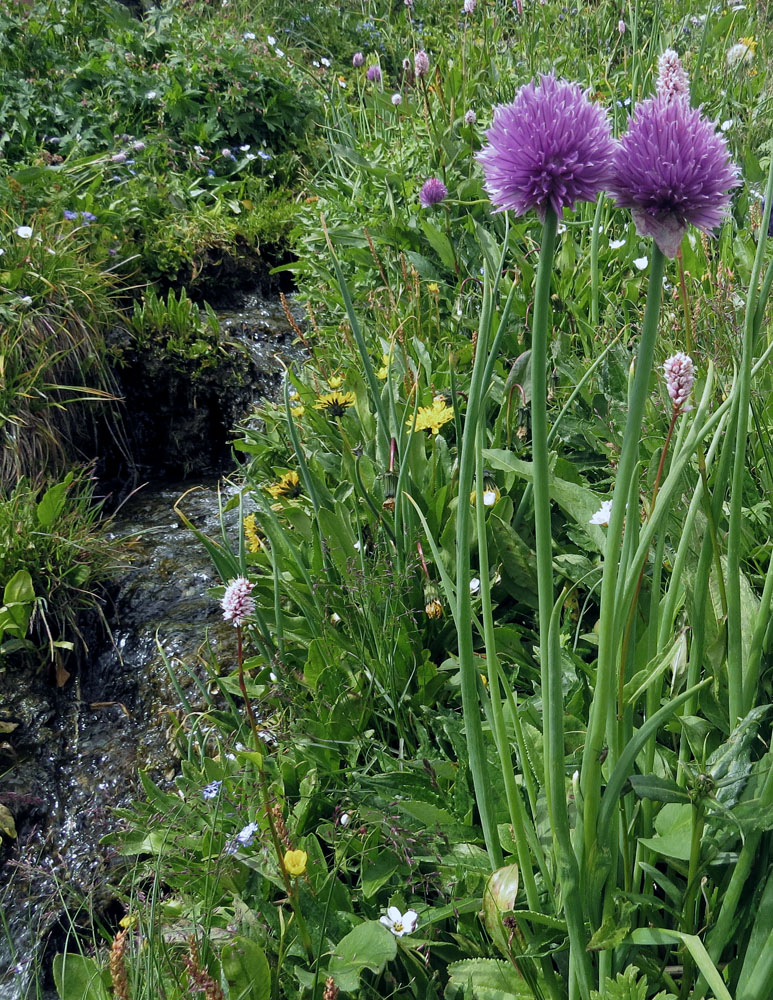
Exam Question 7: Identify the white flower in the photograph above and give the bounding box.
[15,226,33,238]
[321,57,331,67]
[275,48,285,58]
[240,144,251,151]
[269,671,278,682]
[380,906,418,937]
[633,256,648,270]
[482,489,498,507]
[0,248,4,256]
[589,499,613,526]
[267,35,276,45]
[609,238,626,249]
[720,119,733,131]
[469,577,481,595]
[145,90,157,99]
[726,41,753,68]
[353,540,362,551]
[392,93,402,105]
[18,295,33,306]
[236,821,259,845]
[243,31,256,39]
[339,812,350,827]
[330,612,342,625]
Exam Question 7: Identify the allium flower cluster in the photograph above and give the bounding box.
[221,576,255,627]
[656,49,690,103]
[477,74,616,219]
[419,177,448,208]
[414,50,430,77]
[608,95,740,257]
[663,352,695,411]
[352,51,364,67]
[366,64,381,82]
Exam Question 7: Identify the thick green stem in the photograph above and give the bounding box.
[532,206,592,999]
[580,246,665,871]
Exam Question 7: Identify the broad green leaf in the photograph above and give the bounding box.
[53,954,111,1000]
[221,936,270,1000]
[444,958,532,999]
[4,569,35,605]
[638,803,693,861]
[328,920,397,993]
[36,474,72,528]
[627,775,690,805]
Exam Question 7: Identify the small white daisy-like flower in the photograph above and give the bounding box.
[380,906,418,937]
[589,499,613,526]
[243,31,256,39]
[633,256,648,270]
[267,35,276,45]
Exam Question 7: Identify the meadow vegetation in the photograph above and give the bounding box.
[2,0,773,998]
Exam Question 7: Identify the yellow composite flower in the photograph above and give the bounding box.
[243,513,262,553]
[283,849,308,877]
[739,35,757,51]
[408,397,454,435]
[314,391,356,418]
[426,282,440,294]
[328,375,344,389]
[266,470,303,500]
[376,353,392,379]
[290,405,305,418]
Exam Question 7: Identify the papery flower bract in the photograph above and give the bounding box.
[656,49,690,103]
[477,74,616,219]
[366,64,381,82]
[419,177,448,207]
[380,906,419,936]
[608,94,740,257]
[283,849,308,876]
[589,499,613,526]
[663,352,695,411]
[221,577,255,626]
[414,50,430,77]
[352,51,364,67]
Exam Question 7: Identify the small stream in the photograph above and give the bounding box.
[0,293,304,999]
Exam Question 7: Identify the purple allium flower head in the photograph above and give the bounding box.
[464,108,477,125]
[352,51,364,67]
[366,64,381,82]
[477,74,617,219]
[420,177,448,207]
[392,92,402,106]
[111,152,127,163]
[663,352,695,411]
[608,95,740,257]
[656,49,690,103]
[414,49,430,77]
[221,576,255,626]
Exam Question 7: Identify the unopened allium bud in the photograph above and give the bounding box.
[656,49,690,103]
[414,49,430,77]
[663,352,695,411]
[352,51,364,67]
[221,576,255,626]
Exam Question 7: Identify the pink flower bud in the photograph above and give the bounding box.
[663,352,695,411]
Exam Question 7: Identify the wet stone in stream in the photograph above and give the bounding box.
[0,292,303,999]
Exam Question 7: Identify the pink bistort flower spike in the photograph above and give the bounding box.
[663,352,695,412]
[221,576,255,627]
[656,49,690,103]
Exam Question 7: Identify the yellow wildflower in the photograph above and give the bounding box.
[328,375,344,389]
[427,282,440,294]
[244,513,262,553]
[408,397,454,435]
[267,471,303,500]
[283,849,308,877]
[314,391,356,418]
[291,405,305,418]
[740,36,757,51]
[425,598,443,619]
[376,354,392,379]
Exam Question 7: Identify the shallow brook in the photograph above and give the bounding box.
[0,293,304,999]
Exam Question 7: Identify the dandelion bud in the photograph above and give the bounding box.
[221,577,255,626]
[424,584,443,619]
[663,352,695,412]
[382,470,398,511]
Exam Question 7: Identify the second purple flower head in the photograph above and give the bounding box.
[420,177,448,208]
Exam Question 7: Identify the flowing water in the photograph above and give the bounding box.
[0,293,304,999]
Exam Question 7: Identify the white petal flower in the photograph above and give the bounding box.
[339,812,350,827]
[267,35,276,45]
[243,31,256,39]
[379,906,419,936]
[15,226,33,238]
[589,499,613,526]
[633,256,648,270]
[469,577,481,595]
[609,238,626,249]
[275,48,285,58]
[482,489,498,507]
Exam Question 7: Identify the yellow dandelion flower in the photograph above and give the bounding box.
[283,849,308,876]
[427,282,440,294]
[740,35,757,51]
[267,471,303,500]
[291,405,305,418]
[376,353,391,379]
[328,375,344,389]
[244,513,262,553]
[408,398,454,435]
[314,391,356,418]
